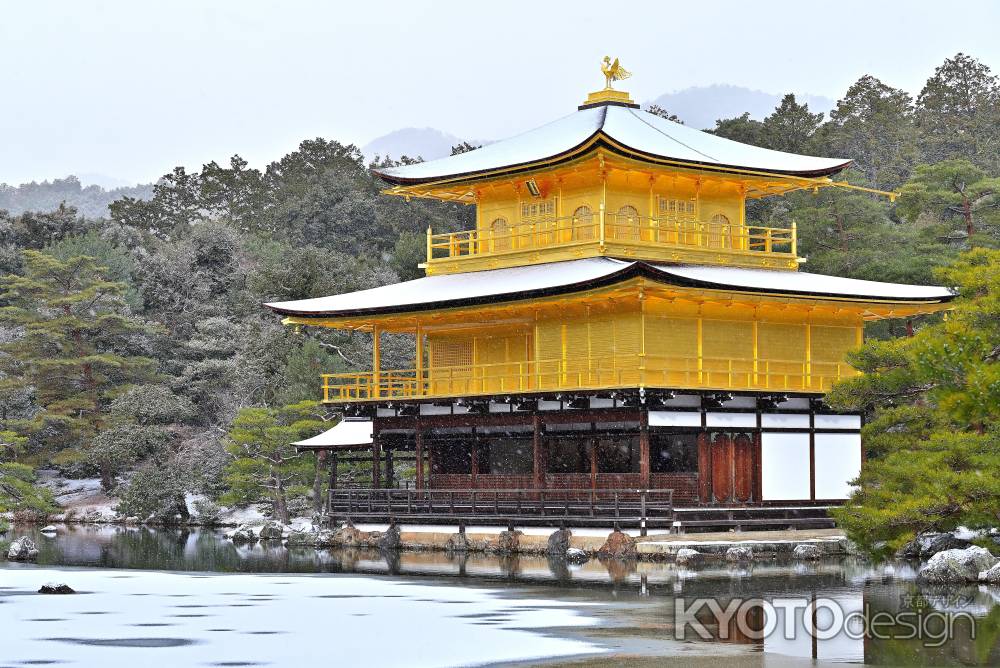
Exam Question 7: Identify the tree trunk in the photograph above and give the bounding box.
[271,469,290,524]
[962,196,974,238]
[312,452,325,514]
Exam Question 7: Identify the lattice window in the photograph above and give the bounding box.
[520,199,556,220]
[489,217,511,251]
[614,204,641,241]
[430,338,473,368]
[572,205,594,240]
[708,213,732,249]
[657,197,697,223]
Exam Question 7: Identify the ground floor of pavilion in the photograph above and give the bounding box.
[296,391,862,530]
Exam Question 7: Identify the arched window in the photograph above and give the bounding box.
[615,205,641,241]
[708,213,731,249]
[572,205,594,240]
[489,217,510,252]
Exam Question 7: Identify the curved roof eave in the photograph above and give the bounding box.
[373,105,854,186]
[264,259,955,320]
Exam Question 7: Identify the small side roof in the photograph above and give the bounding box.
[374,105,852,185]
[265,258,955,319]
[292,419,373,451]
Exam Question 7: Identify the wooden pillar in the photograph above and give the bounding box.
[386,447,394,490]
[372,324,381,400]
[639,410,650,489]
[414,428,424,491]
[470,429,479,489]
[415,324,424,397]
[371,429,382,489]
[697,432,712,504]
[809,413,816,501]
[328,450,338,491]
[589,436,598,491]
[532,414,544,489]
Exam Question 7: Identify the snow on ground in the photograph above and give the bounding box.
[0,566,604,667]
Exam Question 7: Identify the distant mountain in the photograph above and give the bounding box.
[0,175,154,218]
[76,172,136,190]
[361,127,466,163]
[646,85,835,130]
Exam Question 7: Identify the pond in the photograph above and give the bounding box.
[2,525,999,666]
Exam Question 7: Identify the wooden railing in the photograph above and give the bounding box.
[329,487,675,528]
[321,353,856,402]
[426,214,796,262]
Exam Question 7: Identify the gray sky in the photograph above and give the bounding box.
[2,0,998,186]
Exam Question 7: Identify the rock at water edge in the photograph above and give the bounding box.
[498,529,523,554]
[546,528,572,556]
[793,544,823,560]
[919,546,998,584]
[7,537,39,561]
[726,546,753,562]
[676,548,701,565]
[378,524,401,550]
[596,530,637,560]
[258,521,285,541]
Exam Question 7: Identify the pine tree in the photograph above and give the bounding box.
[827,249,1000,554]
[221,401,326,523]
[0,251,159,486]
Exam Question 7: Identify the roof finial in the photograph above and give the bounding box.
[601,56,631,90]
[581,57,638,110]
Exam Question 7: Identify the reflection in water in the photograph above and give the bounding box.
[4,524,1000,665]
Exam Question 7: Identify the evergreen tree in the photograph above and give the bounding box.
[220,401,326,523]
[898,159,1000,245]
[827,249,1000,554]
[761,94,824,154]
[915,53,1000,171]
[0,251,158,484]
[820,75,918,191]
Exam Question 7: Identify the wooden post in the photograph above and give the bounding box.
[415,324,424,397]
[697,432,712,503]
[372,324,381,400]
[639,410,650,488]
[589,436,598,491]
[329,450,338,491]
[386,447,394,490]
[415,429,424,491]
[371,428,382,489]
[532,414,544,490]
[470,429,479,489]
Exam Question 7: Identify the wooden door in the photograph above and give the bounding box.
[733,433,753,502]
[706,432,755,504]
[711,433,733,502]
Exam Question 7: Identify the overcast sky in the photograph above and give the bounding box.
[2,0,998,186]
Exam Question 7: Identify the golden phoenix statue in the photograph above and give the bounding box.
[601,56,631,89]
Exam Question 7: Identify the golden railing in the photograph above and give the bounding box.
[321,353,855,402]
[426,214,796,262]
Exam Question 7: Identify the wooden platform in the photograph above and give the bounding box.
[328,488,836,533]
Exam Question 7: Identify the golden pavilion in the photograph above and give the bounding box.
[267,62,952,526]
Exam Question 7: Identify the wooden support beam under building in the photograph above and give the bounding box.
[532,414,544,489]
[639,409,650,488]
[415,428,424,490]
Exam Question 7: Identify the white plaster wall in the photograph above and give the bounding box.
[814,433,862,499]
[761,432,810,500]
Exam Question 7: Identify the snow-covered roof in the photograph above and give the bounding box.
[375,105,852,185]
[654,264,956,301]
[293,419,373,450]
[265,258,954,318]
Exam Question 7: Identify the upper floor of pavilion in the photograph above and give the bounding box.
[372,62,866,275]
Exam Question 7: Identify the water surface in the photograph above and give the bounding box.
[2,525,999,666]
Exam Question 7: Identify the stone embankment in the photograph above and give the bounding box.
[221,521,852,563]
